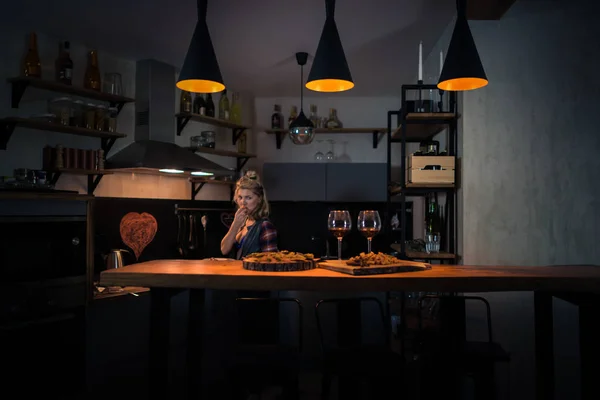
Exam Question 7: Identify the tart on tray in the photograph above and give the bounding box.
[242,250,317,272]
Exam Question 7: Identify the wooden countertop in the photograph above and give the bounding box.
[99,259,600,293]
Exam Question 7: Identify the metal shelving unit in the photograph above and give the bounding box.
[386,83,459,262]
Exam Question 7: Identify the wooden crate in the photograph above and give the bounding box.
[406,155,455,184]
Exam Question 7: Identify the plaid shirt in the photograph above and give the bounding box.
[259,220,278,252]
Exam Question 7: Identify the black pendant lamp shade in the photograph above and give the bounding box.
[306,0,354,92]
[176,0,225,93]
[290,52,315,145]
[438,0,487,91]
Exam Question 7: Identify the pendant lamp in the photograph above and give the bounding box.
[306,0,354,93]
[289,52,315,145]
[176,0,225,93]
[438,0,488,91]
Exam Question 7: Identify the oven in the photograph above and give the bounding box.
[0,197,89,396]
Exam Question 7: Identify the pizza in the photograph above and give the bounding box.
[346,252,401,267]
[243,250,315,264]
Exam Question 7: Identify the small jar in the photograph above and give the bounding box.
[201,131,216,148]
[71,100,84,127]
[85,103,96,130]
[95,105,107,131]
[106,107,118,132]
[48,97,71,125]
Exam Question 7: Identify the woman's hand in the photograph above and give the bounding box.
[232,207,248,229]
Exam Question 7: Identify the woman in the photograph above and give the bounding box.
[221,171,278,259]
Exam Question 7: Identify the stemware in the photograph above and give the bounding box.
[357,210,382,253]
[327,210,352,260]
[325,139,335,162]
[314,139,324,161]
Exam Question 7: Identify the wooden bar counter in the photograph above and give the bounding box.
[99,260,600,400]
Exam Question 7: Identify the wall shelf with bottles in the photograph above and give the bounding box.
[6,77,135,113]
[0,117,125,153]
[45,168,114,195]
[390,113,460,143]
[189,177,235,200]
[265,128,387,149]
[175,112,248,145]
[185,146,256,171]
[390,244,456,260]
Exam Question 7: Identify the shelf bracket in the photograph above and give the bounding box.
[236,156,250,172]
[101,137,117,154]
[0,121,16,150]
[191,182,206,200]
[87,174,105,195]
[177,116,191,136]
[372,130,385,149]
[110,101,126,115]
[11,80,29,109]
[275,132,283,149]
[48,171,62,186]
[232,128,246,146]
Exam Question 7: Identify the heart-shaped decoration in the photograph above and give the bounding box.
[119,212,158,260]
[220,212,234,228]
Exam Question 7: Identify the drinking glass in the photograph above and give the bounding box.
[425,233,440,254]
[357,210,381,253]
[327,210,352,260]
[103,72,123,96]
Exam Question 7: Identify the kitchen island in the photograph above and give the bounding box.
[100,259,600,400]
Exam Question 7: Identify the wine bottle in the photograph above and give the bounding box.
[206,94,215,117]
[271,104,282,129]
[180,90,192,113]
[23,32,41,78]
[55,41,73,85]
[84,50,101,91]
[218,89,230,120]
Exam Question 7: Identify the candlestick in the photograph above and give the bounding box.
[418,41,423,82]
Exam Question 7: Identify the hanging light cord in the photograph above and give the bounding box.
[300,64,304,111]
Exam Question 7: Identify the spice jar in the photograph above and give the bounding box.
[95,105,106,131]
[201,131,216,148]
[48,97,71,125]
[106,106,118,132]
[85,103,96,130]
[71,100,84,127]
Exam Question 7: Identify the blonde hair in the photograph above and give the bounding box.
[234,173,270,220]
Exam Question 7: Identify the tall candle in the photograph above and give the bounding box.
[418,41,423,82]
[440,50,444,76]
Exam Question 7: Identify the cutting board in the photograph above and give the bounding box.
[317,259,431,275]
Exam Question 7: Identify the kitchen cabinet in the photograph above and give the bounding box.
[263,163,327,201]
[262,163,387,202]
[326,163,387,202]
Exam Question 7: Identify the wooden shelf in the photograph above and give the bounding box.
[391,244,456,260]
[186,146,256,159]
[189,178,235,185]
[0,191,92,200]
[390,182,455,196]
[7,76,135,110]
[94,286,150,300]
[406,183,455,188]
[391,113,459,143]
[265,127,387,149]
[175,112,248,146]
[45,168,113,195]
[0,117,126,151]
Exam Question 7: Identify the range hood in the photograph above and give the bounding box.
[105,59,230,176]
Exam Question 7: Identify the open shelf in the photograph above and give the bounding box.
[391,113,459,143]
[175,112,248,145]
[94,286,150,300]
[7,76,135,111]
[186,146,256,159]
[391,244,456,261]
[189,177,235,200]
[0,117,126,151]
[45,168,113,195]
[265,127,387,149]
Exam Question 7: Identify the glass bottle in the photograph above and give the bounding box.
[237,131,247,154]
[55,41,73,85]
[309,104,319,128]
[180,90,192,113]
[205,94,215,117]
[288,106,297,128]
[325,108,342,129]
[84,50,101,91]
[23,32,41,78]
[271,104,282,129]
[218,89,230,120]
[193,93,205,115]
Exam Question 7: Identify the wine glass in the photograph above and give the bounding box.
[327,210,352,260]
[357,210,382,253]
[325,139,335,162]
[314,140,324,161]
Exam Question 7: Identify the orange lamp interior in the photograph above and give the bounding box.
[438,77,488,91]
[306,78,354,93]
[176,79,225,94]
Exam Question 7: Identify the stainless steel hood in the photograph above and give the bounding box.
[105,59,230,176]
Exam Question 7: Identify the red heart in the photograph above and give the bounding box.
[119,212,158,260]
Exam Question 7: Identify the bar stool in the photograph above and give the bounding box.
[228,297,304,400]
[415,295,510,400]
[315,297,405,400]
